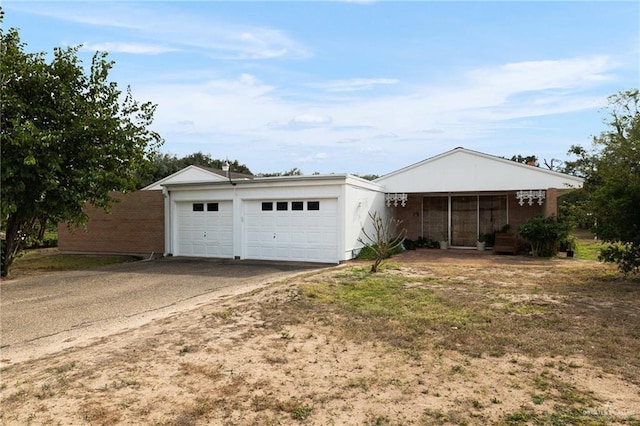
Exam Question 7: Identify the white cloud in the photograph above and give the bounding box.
[15,3,311,60]
[314,78,399,92]
[81,42,176,55]
[289,114,333,127]
[136,55,621,173]
[135,73,286,137]
[360,146,384,155]
[294,152,328,163]
[467,56,616,93]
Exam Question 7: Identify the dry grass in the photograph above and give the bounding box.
[7,248,139,279]
[1,254,639,425]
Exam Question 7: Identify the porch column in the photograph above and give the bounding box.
[544,188,558,217]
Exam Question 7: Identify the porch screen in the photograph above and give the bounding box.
[422,196,448,241]
[479,195,508,238]
[451,196,477,247]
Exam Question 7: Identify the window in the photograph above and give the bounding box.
[292,201,304,211]
[192,203,204,212]
[261,202,273,211]
[207,203,219,212]
[307,201,320,211]
[276,202,288,211]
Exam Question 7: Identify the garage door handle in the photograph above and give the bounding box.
[273,233,276,239]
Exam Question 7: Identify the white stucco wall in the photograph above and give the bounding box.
[342,177,386,259]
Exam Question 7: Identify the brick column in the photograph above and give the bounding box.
[544,188,558,217]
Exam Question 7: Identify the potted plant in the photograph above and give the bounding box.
[564,235,576,258]
[477,233,487,251]
[439,231,448,250]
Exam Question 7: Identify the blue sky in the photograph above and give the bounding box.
[4,1,639,176]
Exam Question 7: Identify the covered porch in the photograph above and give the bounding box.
[386,189,557,249]
[374,148,583,250]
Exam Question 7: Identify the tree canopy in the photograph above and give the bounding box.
[566,89,640,275]
[142,152,252,187]
[509,154,539,167]
[256,167,303,178]
[1,26,162,276]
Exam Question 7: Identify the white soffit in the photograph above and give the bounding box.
[374,148,584,193]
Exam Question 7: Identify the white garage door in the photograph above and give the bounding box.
[176,201,233,258]
[244,199,338,263]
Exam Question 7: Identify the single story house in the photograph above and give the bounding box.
[58,147,584,263]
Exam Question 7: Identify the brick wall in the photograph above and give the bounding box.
[507,192,545,231]
[390,195,423,239]
[58,190,164,255]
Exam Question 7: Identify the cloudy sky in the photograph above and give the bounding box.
[4,1,639,176]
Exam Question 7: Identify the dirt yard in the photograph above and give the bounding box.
[1,250,639,425]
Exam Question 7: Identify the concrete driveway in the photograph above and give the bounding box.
[0,257,328,365]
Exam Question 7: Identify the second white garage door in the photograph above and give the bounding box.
[244,199,338,263]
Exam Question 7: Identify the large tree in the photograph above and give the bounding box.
[1,27,162,276]
[566,89,640,275]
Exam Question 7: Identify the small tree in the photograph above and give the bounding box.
[358,212,406,273]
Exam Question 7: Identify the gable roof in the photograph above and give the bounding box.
[143,165,252,190]
[374,147,584,193]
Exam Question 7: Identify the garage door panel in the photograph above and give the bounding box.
[291,217,306,227]
[306,232,323,244]
[192,242,206,256]
[276,247,290,258]
[260,216,275,227]
[291,231,305,240]
[323,232,337,243]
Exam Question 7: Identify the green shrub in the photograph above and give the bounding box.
[403,238,417,250]
[357,239,404,261]
[357,244,378,260]
[416,236,439,248]
[517,215,571,257]
[599,243,640,276]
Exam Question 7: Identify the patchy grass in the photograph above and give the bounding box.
[1,256,639,425]
[10,249,140,275]
[571,228,629,264]
[300,267,487,355]
[293,265,640,384]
